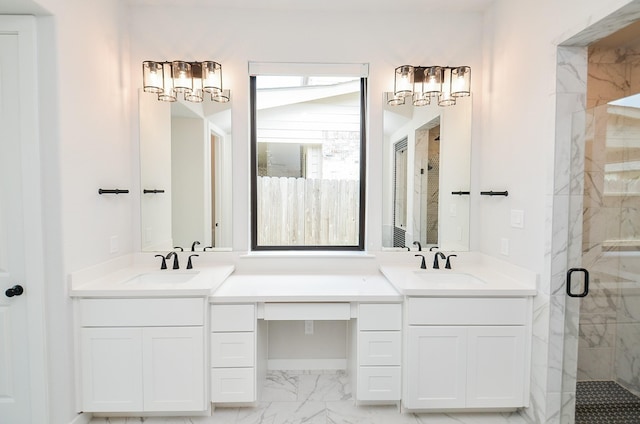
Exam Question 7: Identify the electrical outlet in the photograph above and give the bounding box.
[304,320,314,335]
[500,238,509,256]
[110,235,119,254]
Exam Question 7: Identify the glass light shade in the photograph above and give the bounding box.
[452,66,471,97]
[394,65,414,98]
[142,61,163,93]
[172,61,192,93]
[438,67,456,106]
[386,92,405,106]
[211,89,230,103]
[185,63,204,102]
[158,62,176,102]
[202,61,222,94]
[412,91,430,106]
[424,66,442,96]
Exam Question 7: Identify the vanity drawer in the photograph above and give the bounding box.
[407,297,527,326]
[359,303,402,330]
[211,304,255,332]
[211,368,255,403]
[357,366,401,401]
[211,332,255,367]
[263,302,350,321]
[358,331,401,366]
[80,298,204,327]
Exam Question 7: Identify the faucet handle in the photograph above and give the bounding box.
[187,254,199,269]
[173,246,184,252]
[429,246,439,251]
[414,254,426,269]
[154,254,167,270]
[445,254,458,269]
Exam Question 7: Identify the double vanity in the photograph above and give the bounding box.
[69,252,536,417]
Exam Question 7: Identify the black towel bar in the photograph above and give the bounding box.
[98,189,129,195]
[480,190,509,197]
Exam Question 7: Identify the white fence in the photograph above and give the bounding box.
[257,176,360,246]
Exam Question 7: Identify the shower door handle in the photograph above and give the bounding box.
[566,268,589,297]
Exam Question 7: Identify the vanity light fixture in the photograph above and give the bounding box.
[142,60,229,103]
[390,65,470,107]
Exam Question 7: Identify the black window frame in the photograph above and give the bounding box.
[250,75,367,251]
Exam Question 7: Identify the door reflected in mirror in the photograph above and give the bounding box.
[383,94,471,251]
[139,90,232,251]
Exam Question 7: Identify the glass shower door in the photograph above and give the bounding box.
[563,102,640,423]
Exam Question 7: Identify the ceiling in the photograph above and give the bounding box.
[124,0,495,13]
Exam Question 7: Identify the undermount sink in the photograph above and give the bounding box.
[412,271,486,285]
[124,271,200,285]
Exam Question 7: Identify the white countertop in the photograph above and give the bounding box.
[380,262,537,297]
[210,273,403,303]
[69,265,235,297]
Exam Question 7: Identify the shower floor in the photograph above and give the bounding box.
[576,381,640,424]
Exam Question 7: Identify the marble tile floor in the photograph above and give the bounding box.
[89,371,528,424]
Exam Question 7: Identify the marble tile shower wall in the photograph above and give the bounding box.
[575,44,640,391]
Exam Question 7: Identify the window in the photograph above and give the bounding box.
[250,64,367,250]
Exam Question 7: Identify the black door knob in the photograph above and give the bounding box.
[5,285,24,297]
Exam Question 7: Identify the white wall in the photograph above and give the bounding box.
[26,0,131,422]
[480,0,637,421]
[126,5,486,252]
[14,0,640,422]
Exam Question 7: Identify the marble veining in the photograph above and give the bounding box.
[89,371,528,424]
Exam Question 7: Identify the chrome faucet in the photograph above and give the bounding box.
[432,251,446,269]
[165,251,180,269]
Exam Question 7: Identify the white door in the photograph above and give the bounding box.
[0,16,47,424]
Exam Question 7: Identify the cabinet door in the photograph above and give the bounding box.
[142,327,205,412]
[405,326,467,409]
[466,326,526,408]
[80,328,143,412]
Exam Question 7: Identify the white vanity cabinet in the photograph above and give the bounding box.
[404,297,530,410]
[78,298,206,413]
[356,303,402,401]
[210,304,256,403]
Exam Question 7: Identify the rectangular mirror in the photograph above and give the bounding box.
[139,90,232,251]
[382,94,471,251]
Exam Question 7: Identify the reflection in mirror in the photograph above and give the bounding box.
[383,94,471,251]
[139,90,232,251]
[393,138,408,245]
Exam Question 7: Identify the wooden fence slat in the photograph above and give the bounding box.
[257,176,358,246]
